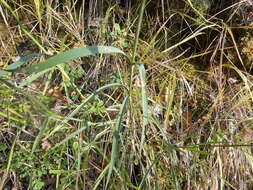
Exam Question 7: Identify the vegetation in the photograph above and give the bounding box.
[0,0,253,189]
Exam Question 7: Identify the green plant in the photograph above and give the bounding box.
[1,0,253,189]
[109,23,129,48]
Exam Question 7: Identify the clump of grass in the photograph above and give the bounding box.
[1,0,253,189]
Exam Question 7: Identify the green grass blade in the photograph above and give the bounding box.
[0,53,39,77]
[106,96,129,187]
[93,165,110,190]
[5,53,39,71]
[138,152,162,189]
[18,68,52,87]
[186,147,213,156]
[6,135,16,174]
[132,0,147,62]
[138,64,149,145]
[53,124,89,149]
[32,118,50,153]
[20,46,126,73]
[0,111,26,124]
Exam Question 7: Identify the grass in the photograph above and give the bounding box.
[0,0,253,189]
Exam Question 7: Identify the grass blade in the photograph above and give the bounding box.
[138,64,149,145]
[18,68,52,87]
[106,96,129,187]
[138,152,162,189]
[162,24,216,53]
[0,53,39,77]
[53,123,89,149]
[32,118,50,153]
[20,46,126,73]
[132,0,147,62]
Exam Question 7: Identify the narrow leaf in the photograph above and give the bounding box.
[21,46,126,73]
[32,118,49,153]
[106,96,129,187]
[0,53,39,77]
[138,64,149,145]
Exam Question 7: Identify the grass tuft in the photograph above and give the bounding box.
[1,0,253,189]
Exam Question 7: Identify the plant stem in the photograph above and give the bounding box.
[132,0,147,63]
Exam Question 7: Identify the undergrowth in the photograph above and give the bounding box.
[0,0,253,189]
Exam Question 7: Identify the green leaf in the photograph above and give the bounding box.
[20,46,126,73]
[32,118,49,153]
[106,96,129,187]
[18,68,51,87]
[186,147,213,156]
[138,63,149,145]
[0,144,7,151]
[53,124,89,149]
[0,53,39,77]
